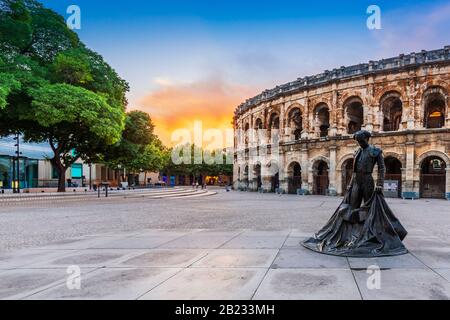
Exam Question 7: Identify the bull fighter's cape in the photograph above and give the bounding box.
[302,190,408,257]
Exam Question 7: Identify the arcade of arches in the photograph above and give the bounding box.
[234,49,450,200]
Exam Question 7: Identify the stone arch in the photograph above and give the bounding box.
[418,152,448,199]
[422,86,448,129]
[343,96,364,134]
[337,153,356,171]
[336,154,355,195]
[266,159,280,193]
[383,151,406,169]
[313,103,330,137]
[375,86,407,103]
[311,157,330,195]
[286,106,303,140]
[384,155,403,198]
[340,91,369,107]
[287,161,302,194]
[254,117,263,130]
[253,162,262,191]
[380,91,403,131]
[416,150,450,169]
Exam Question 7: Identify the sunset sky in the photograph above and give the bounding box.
[41,0,450,147]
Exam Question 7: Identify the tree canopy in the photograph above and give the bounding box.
[0,0,129,191]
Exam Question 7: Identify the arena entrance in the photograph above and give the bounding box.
[253,164,262,191]
[314,160,329,195]
[420,156,446,199]
[287,162,302,194]
[271,173,280,193]
[341,159,354,193]
[385,157,402,198]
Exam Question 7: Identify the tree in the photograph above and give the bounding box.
[0,0,128,192]
[103,111,166,184]
[162,143,233,185]
[26,83,124,191]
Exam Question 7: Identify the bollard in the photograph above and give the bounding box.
[105,186,108,198]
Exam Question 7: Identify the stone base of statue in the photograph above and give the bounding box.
[302,190,408,258]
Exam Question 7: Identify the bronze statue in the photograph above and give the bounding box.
[303,130,408,257]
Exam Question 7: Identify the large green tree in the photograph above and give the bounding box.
[0,0,128,192]
[103,111,166,184]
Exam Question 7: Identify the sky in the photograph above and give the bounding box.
[40,0,450,147]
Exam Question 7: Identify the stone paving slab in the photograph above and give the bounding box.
[271,248,349,269]
[0,249,77,269]
[192,249,278,268]
[283,236,307,248]
[0,267,98,300]
[353,269,450,300]
[435,269,450,282]
[347,254,427,269]
[159,232,241,249]
[119,249,209,268]
[139,268,267,300]
[89,235,186,250]
[253,269,361,300]
[25,249,143,269]
[1,228,450,300]
[220,235,288,249]
[25,267,182,300]
[408,247,450,268]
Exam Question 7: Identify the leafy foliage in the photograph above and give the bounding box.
[0,0,128,191]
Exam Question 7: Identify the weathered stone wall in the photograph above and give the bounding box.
[233,47,450,200]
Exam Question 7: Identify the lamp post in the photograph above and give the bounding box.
[89,162,92,190]
[13,133,22,193]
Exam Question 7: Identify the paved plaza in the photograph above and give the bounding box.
[0,189,450,300]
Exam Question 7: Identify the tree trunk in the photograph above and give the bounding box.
[51,158,66,193]
[57,166,66,193]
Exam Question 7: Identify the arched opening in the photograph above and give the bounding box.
[244,123,250,148]
[313,160,329,195]
[345,97,364,134]
[268,161,280,193]
[243,165,249,189]
[420,156,446,199]
[268,113,280,144]
[424,89,446,129]
[314,103,330,137]
[254,118,263,146]
[253,163,262,191]
[385,156,402,198]
[381,93,403,131]
[287,108,302,140]
[287,162,302,194]
[341,158,354,193]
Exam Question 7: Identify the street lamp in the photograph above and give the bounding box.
[88,162,92,190]
[13,133,22,194]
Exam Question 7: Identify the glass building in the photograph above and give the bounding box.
[0,136,53,190]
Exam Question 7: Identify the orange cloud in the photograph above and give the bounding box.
[131,77,258,148]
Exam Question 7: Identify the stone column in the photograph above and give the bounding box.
[261,164,272,193]
[446,168,450,200]
[300,147,310,194]
[402,136,419,199]
[278,152,289,193]
[328,146,337,196]
[329,87,338,137]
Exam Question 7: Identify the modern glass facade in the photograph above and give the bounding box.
[0,156,39,189]
[0,136,52,190]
